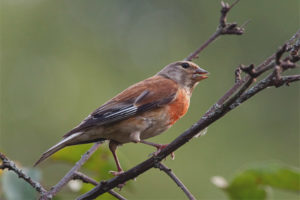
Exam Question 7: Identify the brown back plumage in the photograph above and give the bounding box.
[64,76,178,137]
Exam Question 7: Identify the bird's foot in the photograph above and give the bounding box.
[109,170,124,176]
[141,141,175,160]
[109,170,126,189]
[153,144,175,160]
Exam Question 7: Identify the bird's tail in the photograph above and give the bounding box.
[34,132,82,166]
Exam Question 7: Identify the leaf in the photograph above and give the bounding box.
[212,163,300,200]
[1,167,42,200]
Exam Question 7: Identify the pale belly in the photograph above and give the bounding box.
[101,107,171,144]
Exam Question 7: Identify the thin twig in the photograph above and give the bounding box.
[0,153,47,195]
[73,171,98,185]
[205,29,300,116]
[280,74,300,84]
[154,163,196,200]
[39,142,103,200]
[73,172,127,200]
[184,31,221,61]
[184,0,244,61]
[229,73,300,111]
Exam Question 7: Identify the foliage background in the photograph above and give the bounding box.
[0,0,299,199]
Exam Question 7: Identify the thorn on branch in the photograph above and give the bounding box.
[235,67,242,83]
[240,19,251,29]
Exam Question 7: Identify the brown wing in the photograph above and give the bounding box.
[64,76,179,137]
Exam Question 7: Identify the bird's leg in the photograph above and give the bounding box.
[108,140,124,176]
[108,140,126,189]
[140,140,175,160]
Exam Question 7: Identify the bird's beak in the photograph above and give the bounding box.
[193,68,209,80]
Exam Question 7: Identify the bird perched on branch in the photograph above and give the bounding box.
[35,61,208,176]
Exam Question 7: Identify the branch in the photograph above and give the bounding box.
[184,0,244,61]
[2,1,299,200]
[154,163,195,200]
[39,142,103,200]
[280,75,300,85]
[0,153,47,195]
[77,21,300,200]
[73,172,127,200]
[1,144,123,200]
[205,29,300,116]
[72,171,98,186]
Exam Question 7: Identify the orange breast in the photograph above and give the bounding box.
[167,89,190,125]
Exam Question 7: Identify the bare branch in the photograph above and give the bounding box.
[255,29,300,73]
[77,27,300,200]
[219,0,244,35]
[280,75,300,85]
[209,29,300,115]
[275,44,287,65]
[73,172,127,200]
[184,0,244,61]
[229,73,300,112]
[0,153,47,195]
[73,171,98,186]
[154,163,195,200]
[39,142,103,200]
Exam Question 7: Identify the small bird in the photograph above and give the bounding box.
[34,61,208,175]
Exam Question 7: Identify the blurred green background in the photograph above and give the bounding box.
[1,0,299,199]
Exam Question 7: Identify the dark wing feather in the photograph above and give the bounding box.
[64,76,178,137]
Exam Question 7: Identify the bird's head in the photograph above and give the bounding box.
[157,61,209,93]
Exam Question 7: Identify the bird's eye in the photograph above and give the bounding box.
[181,62,190,69]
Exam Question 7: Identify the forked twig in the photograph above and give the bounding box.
[39,142,103,200]
[185,0,244,61]
[73,172,127,200]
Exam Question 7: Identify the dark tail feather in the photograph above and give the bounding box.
[34,142,66,166]
[34,132,106,166]
[34,132,84,166]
